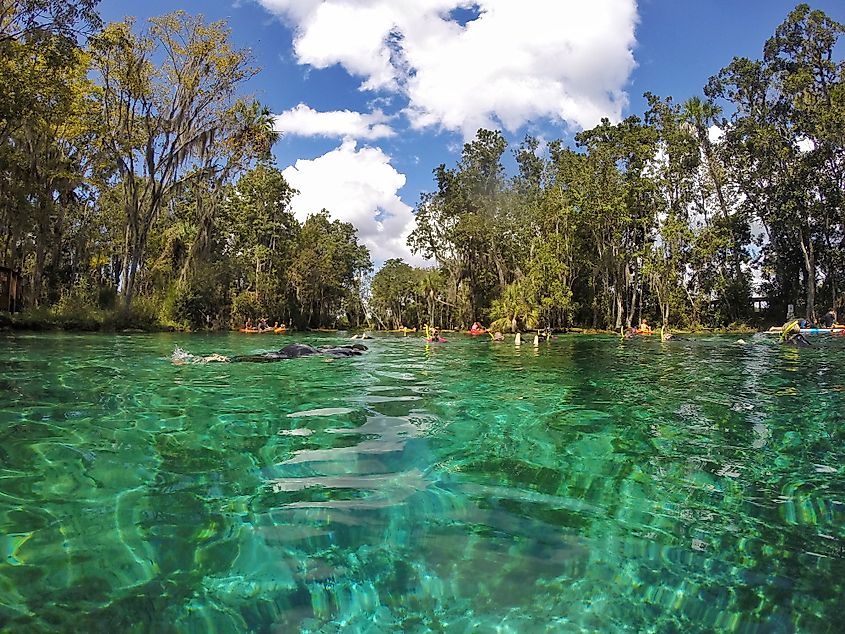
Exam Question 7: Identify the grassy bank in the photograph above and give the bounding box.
[0,304,184,333]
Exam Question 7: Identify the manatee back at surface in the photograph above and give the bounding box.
[277,343,321,358]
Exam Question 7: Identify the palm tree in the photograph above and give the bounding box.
[490,280,539,332]
[417,269,443,326]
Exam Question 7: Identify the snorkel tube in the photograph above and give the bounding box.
[780,319,801,342]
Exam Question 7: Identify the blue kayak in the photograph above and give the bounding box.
[801,328,845,334]
[766,327,845,335]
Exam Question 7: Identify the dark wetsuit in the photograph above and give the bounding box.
[782,333,812,347]
[231,343,367,362]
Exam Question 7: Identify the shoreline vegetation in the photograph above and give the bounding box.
[0,308,759,336]
[1,3,843,337]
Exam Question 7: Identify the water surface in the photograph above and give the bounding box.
[1,332,844,632]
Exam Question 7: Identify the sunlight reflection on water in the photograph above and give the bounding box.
[1,332,844,631]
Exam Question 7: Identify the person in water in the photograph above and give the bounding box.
[780,320,811,347]
[172,343,368,364]
[822,307,838,328]
[491,331,504,341]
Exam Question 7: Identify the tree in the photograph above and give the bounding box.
[707,5,844,322]
[222,164,299,320]
[574,116,659,329]
[682,95,752,324]
[490,280,539,333]
[370,259,424,329]
[0,0,101,44]
[288,211,372,328]
[88,12,264,307]
[0,1,97,306]
[408,129,514,324]
[523,141,580,328]
[642,94,698,327]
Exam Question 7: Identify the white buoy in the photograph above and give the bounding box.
[515,332,522,346]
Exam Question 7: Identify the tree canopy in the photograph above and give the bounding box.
[1,3,842,332]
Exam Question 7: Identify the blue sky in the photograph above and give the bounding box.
[98,0,844,265]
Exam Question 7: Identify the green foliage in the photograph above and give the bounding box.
[231,290,260,325]
[50,278,101,329]
[490,281,540,332]
[3,3,842,334]
[288,210,372,328]
[705,4,845,322]
[87,11,267,307]
[370,259,426,329]
[160,281,216,331]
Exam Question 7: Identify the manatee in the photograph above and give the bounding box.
[231,343,367,362]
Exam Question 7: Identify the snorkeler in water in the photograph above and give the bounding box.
[779,320,812,347]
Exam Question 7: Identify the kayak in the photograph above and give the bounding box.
[764,327,845,335]
[466,329,487,335]
[426,337,447,343]
[239,327,286,334]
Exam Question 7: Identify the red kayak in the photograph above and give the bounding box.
[466,329,487,336]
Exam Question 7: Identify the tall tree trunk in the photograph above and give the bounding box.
[614,282,623,330]
[32,228,47,307]
[2,219,11,267]
[798,226,816,322]
[120,223,132,307]
[627,287,637,329]
[48,205,66,295]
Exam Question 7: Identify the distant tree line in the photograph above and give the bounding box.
[1,3,842,332]
[370,4,844,332]
[0,1,371,330]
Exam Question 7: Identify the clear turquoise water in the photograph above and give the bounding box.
[1,332,844,633]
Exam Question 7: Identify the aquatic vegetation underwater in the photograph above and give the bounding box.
[1,332,844,632]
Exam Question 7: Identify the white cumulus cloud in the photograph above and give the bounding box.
[258,0,638,137]
[275,103,396,140]
[281,140,427,265]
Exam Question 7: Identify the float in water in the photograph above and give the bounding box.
[764,325,845,335]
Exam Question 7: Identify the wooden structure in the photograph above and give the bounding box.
[751,297,769,313]
[0,266,23,313]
